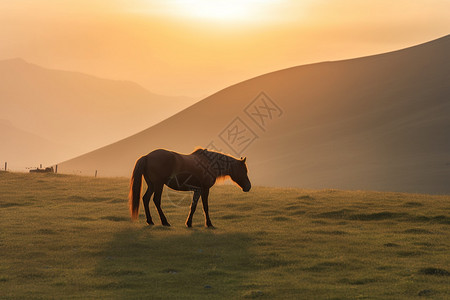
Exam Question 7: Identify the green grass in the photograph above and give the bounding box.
[0,172,449,299]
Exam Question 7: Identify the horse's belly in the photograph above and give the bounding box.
[166,172,201,191]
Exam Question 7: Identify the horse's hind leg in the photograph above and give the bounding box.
[143,181,154,225]
[153,184,170,226]
[185,191,200,228]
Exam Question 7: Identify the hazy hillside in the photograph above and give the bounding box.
[58,35,450,194]
[0,58,195,164]
[0,119,72,170]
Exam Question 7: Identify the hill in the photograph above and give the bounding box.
[0,58,195,169]
[0,119,72,170]
[58,35,450,193]
[1,172,449,298]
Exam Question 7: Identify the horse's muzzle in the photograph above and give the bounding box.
[243,184,251,192]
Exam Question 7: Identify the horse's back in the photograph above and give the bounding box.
[147,148,172,156]
[144,149,178,180]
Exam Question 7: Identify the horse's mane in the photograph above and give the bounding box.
[191,147,238,162]
[191,147,239,179]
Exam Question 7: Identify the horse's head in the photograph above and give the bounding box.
[230,157,251,192]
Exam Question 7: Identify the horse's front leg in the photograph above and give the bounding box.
[185,191,200,227]
[201,189,213,228]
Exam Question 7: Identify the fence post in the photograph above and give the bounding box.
[95,170,98,178]
[55,165,58,174]
[4,162,6,171]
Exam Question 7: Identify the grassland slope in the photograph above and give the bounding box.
[1,172,449,299]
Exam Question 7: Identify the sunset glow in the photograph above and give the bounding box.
[170,0,273,22]
[0,0,448,97]
[137,0,284,24]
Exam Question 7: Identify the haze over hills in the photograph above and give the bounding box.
[0,59,195,169]
[0,119,71,170]
[59,35,450,194]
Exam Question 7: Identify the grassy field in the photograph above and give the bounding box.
[0,172,449,299]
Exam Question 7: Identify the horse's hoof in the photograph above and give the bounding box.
[147,220,154,225]
[162,222,171,227]
[185,223,192,228]
[206,223,214,228]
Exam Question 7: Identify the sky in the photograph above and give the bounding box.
[0,0,449,98]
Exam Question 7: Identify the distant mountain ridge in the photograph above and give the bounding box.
[58,35,450,193]
[0,58,195,170]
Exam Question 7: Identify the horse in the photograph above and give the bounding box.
[129,148,251,227]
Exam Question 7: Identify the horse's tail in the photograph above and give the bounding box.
[129,156,146,220]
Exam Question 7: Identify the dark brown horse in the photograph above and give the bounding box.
[129,148,251,227]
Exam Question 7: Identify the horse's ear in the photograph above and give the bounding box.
[241,157,246,163]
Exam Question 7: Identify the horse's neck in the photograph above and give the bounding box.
[218,154,234,177]
[204,151,234,178]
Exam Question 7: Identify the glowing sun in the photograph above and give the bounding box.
[171,0,277,22]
